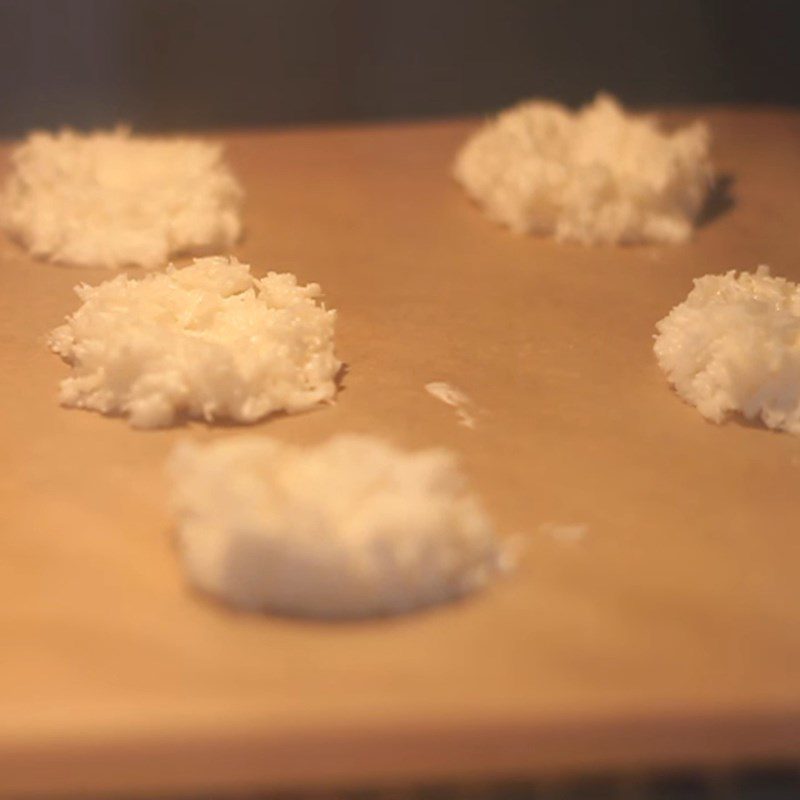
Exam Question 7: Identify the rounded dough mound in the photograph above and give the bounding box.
[168,435,504,618]
[49,256,340,428]
[454,94,713,245]
[654,266,800,433]
[0,128,242,268]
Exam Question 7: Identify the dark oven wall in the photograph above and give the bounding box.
[0,0,798,136]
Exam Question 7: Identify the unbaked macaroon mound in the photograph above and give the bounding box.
[0,128,242,268]
[454,94,713,245]
[654,266,800,433]
[49,256,340,428]
[168,434,506,618]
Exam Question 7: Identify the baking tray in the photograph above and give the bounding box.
[1,108,799,797]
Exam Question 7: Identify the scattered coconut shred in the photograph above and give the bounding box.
[424,381,479,429]
[49,256,340,428]
[654,266,800,434]
[454,94,713,245]
[539,522,588,545]
[0,128,242,268]
[168,434,509,618]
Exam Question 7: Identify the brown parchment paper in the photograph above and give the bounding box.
[1,109,800,797]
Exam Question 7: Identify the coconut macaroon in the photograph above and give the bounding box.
[49,256,340,428]
[0,128,242,268]
[654,266,800,433]
[454,94,713,245]
[167,434,506,618]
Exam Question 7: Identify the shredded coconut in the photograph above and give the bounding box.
[654,266,800,433]
[167,434,505,618]
[539,522,588,545]
[424,381,479,429]
[454,94,713,245]
[0,128,242,268]
[49,256,340,428]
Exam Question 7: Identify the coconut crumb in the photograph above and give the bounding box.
[0,127,243,268]
[454,93,713,245]
[167,434,506,618]
[654,265,800,433]
[49,256,340,428]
